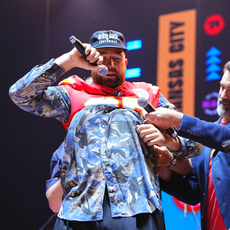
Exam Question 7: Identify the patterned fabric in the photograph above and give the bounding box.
[9,60,69,123]
[59,105,161,221]
[46,142,64,193]
[54,189,165,230]
[176,138,203,159]
[9,59,201,222]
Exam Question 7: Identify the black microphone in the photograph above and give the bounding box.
[69,35,108,76]
[137,96,177,138]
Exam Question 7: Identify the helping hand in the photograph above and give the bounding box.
[144,108,183,130]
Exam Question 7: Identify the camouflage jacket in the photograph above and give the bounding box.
[9,59,201,221]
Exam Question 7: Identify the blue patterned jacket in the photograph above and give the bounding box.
[9,59,201,221]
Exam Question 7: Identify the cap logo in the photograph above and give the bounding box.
[98,32,118,40]
[90,30,126,50]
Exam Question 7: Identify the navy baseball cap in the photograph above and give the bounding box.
[89,30,127,51]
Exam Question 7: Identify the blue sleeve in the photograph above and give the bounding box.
[45,142,64,192]
[179,114,230,152]
[9,59,71,123]
[162,170,200,205]
[158,94,176,109]
[158,94,202,159]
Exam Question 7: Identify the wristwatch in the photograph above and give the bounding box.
[167,152,177,168]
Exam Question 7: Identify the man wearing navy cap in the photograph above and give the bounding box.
[9,30,200,230]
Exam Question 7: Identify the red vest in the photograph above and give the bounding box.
[59,75,160,130]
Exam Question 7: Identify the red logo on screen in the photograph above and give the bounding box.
[203,14,225,36]
[172,196,200,213]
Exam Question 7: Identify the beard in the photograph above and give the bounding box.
[92,71,125,88]
[217,98,230,117]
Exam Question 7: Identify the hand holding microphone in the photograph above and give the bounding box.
[69,35,108,76]
[137,96,177,138]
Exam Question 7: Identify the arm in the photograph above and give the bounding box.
[145,107,182,129]
[9,44,103,121]
[46,142,64,213]
[157,151,200,206]
[154,95,203,159]
[46,179,63,213]
[137,124,194,176]
[153,145,193,176]
[138,94,201,175]
[9,59,70,122]
[160,170,200,206]
[137,124,181,152]
[145,108,230,152]
[54,44,103,73]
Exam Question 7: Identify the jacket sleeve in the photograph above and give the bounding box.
[9,59,71,122]
[46,142,64,193]
[158,94,203,159]
[178,114,230,152]
[162,170,200,205]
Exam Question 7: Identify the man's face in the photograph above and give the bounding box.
[217,70,230,122]
[92,48,127,88]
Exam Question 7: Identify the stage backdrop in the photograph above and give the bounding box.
[2,0,230,229]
